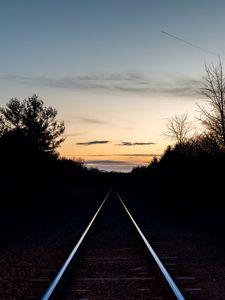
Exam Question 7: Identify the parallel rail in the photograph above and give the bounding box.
[117,191,185,300]
[41,189,185,300]
[41,190,110,300]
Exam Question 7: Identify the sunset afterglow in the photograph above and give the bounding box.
[0,1,224,171]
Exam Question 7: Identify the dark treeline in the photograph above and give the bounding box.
[1,151,108,219]
[0,95,109,227]
[128,142,225,220]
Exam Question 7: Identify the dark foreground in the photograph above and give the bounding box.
[119,189,225,300]
[1,184,225,299]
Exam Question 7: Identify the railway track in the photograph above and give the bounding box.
[41,190,186,299]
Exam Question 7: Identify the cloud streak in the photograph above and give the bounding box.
[116,141,155,146]
[64,131,87,137]
[116,153,159,157]
[63,153,162,172]
[85,159,136,173]
[77,140,109,146]
[0,71,201,98]
[84,153,160,157]
[85,160,131,165]
[72,116,136,131]
[78,117,111,125]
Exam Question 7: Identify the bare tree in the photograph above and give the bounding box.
[198,60,225,149]
[164,113,194,144]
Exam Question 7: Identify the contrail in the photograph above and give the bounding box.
[161,30,218,57]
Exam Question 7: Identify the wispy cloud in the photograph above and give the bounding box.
[116,141,155,146]
[78,117,111,125]
[86,160,130,165]
[84,153,160,157]
[63,153,161,172]
[0,72,147,92]
[0,71,201,98]
[62,153,161,161]
[64,132,87,137]
[77,140,109,146]
[72,116,136,131]
[161,78,201,97]
[85,159,135,173]
[117,153,160,157]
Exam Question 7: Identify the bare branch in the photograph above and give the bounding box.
[164,113,194,145]
[198,60,225,149]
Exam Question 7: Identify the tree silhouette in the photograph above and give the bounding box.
[198,60,225,150]
[0,94,65,156]
[164,113,194,145]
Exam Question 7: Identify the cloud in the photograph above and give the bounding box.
[116,141,155,146]
[63,153,162,172]
[78,117,111,125]
[84,153,160,157]
[117,153,160,157]
[77,117,136,130]
[64,131,87,137]
[85,160,131,165]
[62,153,161,161]
[85,159,134,173]
[84,156,160,172]
[0,72,147,92]
[0,72,201,98]
[77,140,109,146]
[161,78,201,97]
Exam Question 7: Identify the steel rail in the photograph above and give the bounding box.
[41,190,111,300]
[116,191,186,300]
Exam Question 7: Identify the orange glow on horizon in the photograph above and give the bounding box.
[59,139,164,172]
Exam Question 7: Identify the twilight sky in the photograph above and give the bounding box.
[0,0,225,171]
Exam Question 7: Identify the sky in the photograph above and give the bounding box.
[0,0,225,172]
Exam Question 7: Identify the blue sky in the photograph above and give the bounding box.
[0,0,225,171]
